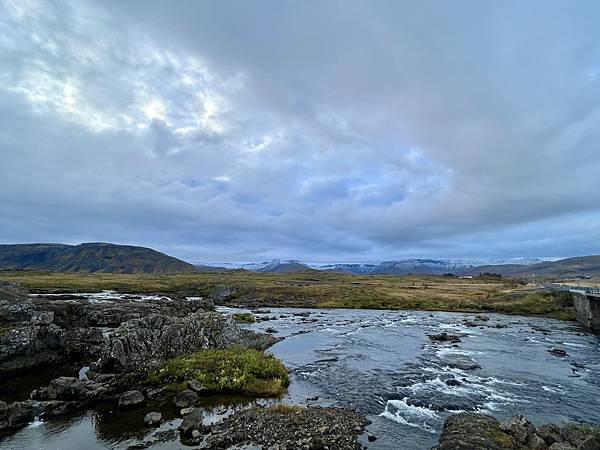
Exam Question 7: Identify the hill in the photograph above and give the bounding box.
[0,243,196,274]
[464,255,600,278]
[256,259,312,273]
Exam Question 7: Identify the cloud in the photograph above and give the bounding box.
[1,0,600,262]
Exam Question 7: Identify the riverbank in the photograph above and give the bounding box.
[0,270,576,320]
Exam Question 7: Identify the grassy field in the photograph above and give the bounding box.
[0,269,576,320]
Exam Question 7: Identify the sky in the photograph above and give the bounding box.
[1,0,600,264]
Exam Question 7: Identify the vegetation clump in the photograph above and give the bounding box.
[232,312,256,322]
[148,347,289,397]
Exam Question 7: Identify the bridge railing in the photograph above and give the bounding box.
[545,283,600,295]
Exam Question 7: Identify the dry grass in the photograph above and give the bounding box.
[0,270,575,319]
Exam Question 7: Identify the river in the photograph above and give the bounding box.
[1,307,599,449]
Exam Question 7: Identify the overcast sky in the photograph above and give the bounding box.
[1,0,600,263]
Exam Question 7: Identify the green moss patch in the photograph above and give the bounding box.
[232,312,256,323]
[148,348,289,397]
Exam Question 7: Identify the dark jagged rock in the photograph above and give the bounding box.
[549,348,569,357]
[0,324,104,376]
[428,332,462,343]
[434,413,600,450]
[0,281,34,323]
[206,405,368,449]
[97,312,281,373]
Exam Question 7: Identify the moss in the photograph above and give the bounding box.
[232,312,256,323]
[563,422,600,436]
[148,347,289,397]
[483,428,519,449]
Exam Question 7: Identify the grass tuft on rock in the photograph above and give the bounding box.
[232,312,255,323]
[148,347,289,397]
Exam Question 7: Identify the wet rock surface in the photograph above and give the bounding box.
[434,413,600,450]
[206,405,369,449]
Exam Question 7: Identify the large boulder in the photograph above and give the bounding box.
[97,312,281,373]
[180,408,204,438]
[434,413,517,450]
[47,377,89,400]
[118,390,144,409]
[173,390,199,408]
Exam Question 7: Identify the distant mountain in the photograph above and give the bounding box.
[463,255,600,278]
[0,243,196,274]
[314,263,378,274]
[255,259,312,273]
[369,259,470,275]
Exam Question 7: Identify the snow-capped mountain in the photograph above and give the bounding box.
[197,257,547,274]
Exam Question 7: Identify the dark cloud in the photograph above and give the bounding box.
[1,0,599,262]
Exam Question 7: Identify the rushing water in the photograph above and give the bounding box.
[1,306,599,450]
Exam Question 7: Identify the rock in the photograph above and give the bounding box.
[187,379,207,394]
[549,348,569,357]
[180,408,204,437]
[118,390,144,409]
[97,312,280,373]
[444,378,462,387]
[47,377,89,400]
[0,400,7,428]
[499,415,536,444]
[428,332,461,343]
[30,310,55,325]
[434,413,600,450]
[180,407,194,416]
[191,429,201,439]
[40,400,77,419]
[6,400,40,428]
[528,434,547,449]
[435,412,516,450]
[0,323,104,376]
[144,412,161,426]
[265,327,278,333]
[578,435,600,450]
[440,354,481,370]
[368,433,377,442]
[173,390,199,408]
[475,315,490,322]
[549,444,575,450]
[538,423,568,446]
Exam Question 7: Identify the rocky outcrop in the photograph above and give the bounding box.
[96,312,281,373]
[0,281,34,324]
[0,285,216,377]
[0,324,104,375]
[434,413,600,450]
[206,405,369,449]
